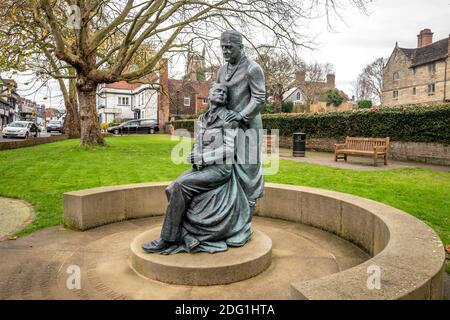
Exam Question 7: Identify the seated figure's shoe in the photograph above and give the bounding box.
[142,238,175,253]
[183,234,200,252]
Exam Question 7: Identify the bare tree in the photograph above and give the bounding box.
[0,1,81,138]
[354,57,385,105]
[254,47,301,112]
[296,61,334,107]
[2,0,371,145]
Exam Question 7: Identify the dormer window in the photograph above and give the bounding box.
[393,72,400,81]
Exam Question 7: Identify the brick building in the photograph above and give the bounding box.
[382,29,450,106]
[168,79,209,116]
[168,49,216,117]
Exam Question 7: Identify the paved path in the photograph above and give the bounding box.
[0,197,34,241]
[0,216,369,299]
[278,148,449,172]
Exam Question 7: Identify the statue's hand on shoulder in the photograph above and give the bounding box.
[224,110,242,123]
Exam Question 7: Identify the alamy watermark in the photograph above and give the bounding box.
[367,264,381,290]
[170,128,280,175]
[66,265,81,290]
[66,5,81,29]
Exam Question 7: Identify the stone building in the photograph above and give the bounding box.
[382,29,450,106]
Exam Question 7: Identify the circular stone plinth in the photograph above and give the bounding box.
[129,228,272,286]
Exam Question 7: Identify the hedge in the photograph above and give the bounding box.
[172,104,450,144]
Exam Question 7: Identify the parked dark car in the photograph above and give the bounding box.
[107,119,159,135]
[47,120,64,133]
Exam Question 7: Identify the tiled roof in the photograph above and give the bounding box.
[104,81,141,90]
[168,79,210,98]
[400,38,449,68]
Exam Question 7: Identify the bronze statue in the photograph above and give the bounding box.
[142,31,265,254]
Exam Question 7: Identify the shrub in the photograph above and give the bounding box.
[321,89,344,107]
[108,121,121,127]
[281,101,294,113]
[262,103,275,114]
[172,104,450,143]
[358,100,373,109]
[173,119,195,133]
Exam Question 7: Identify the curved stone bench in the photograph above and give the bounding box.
[63,182,445,300]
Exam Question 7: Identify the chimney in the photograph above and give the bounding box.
[326,74,336,88]
[295,71,305,83]
[417,29,433,48]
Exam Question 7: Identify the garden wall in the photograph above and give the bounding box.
[0,134,68,151]
[279,136,450,166]
[173,104,450,165]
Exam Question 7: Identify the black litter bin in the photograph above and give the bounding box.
[293,133,306,157]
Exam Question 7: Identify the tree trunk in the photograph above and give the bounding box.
[273,93,283,113]
[64,72,80,138]
[63,100,80,138]
[77,80,104,146]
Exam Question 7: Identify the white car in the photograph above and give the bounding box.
[2,121,39,139]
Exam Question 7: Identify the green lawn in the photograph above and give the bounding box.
[1,135,449,271]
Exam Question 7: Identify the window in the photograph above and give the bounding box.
[118,96,129,105]
[393,90,399,98]
[202,98,208,104]
[412,87,416,95]
[393,72,399,81]
[428,63,436,73]
[428,83,435,94]
[296,92,301,100]
[413,68,416,76]
[184,97,191,107]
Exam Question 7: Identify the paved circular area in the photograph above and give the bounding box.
[130,228,272,285]
[0,197,34,241]
[0,216,369,299]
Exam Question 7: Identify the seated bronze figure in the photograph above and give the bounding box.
[142,83,252,254]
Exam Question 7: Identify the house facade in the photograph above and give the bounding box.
[96,81,159,124]
[383,29,450,106]
[0,79,18,126]
[168,79,209,116]
[282,71,337,106]
[282,87,305,105]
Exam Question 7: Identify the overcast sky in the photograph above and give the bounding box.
[301,0,450,96]
[4,0,450,110]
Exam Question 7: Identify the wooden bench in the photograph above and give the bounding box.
[334,137,390,166]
